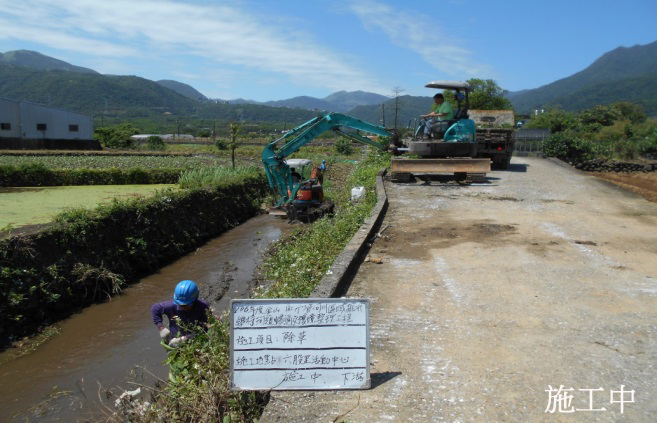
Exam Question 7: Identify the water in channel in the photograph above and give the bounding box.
[0,214,291,422]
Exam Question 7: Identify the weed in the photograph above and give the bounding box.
[178,166,262,190]
[335,138,354,155]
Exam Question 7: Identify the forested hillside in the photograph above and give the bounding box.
[349,95,433,128]
[508,41,657,115]
[0,64,316,130]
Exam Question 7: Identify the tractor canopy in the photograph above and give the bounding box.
[425,80,471,91]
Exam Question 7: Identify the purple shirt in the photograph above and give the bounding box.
[151,299,210,337]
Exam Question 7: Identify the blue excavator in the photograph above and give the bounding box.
[261,81,490,220]
[261,112,400,221]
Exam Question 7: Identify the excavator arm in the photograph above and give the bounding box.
[262,112,397,207]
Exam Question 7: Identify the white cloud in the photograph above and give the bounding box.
[0,0,381,93]
[348,0,493,78]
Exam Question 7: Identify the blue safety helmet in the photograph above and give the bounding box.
[173,280,199,305]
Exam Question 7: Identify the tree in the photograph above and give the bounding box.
[525,108,579,133]
[543,130,595,162]
[94,123,139,149]
[612,102,647,124]
[229,122,241,169]
[443,78,512,111]
[578,105,619,129]
[147,135,166,151]
[466,79,513,110]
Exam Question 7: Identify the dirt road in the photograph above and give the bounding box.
[261,157,657,422]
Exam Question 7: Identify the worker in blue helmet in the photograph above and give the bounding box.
[151,280,211,347]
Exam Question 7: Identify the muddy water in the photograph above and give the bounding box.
[0,214,291,422]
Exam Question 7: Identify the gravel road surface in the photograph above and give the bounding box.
[261,157,657,422]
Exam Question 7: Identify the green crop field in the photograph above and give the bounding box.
[0,155,230,170]
[0,184,177,229]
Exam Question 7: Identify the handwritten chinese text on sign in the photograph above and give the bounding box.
[230,298,370,390]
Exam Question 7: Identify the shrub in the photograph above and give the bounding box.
[0,166,181,186]
[543,130,595,162]
[214,138,228,151]
[639,132,657,158]
[147,135,166,151]
[335,138,354,155]
[526,108,579,133]
[94,124,139,149]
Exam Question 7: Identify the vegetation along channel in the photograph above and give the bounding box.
[0,137,380,421]
[0,214,291,421]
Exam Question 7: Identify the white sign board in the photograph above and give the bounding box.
[230,298,370,390]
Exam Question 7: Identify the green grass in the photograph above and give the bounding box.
[0,185,176,229]
[179,166,262,189]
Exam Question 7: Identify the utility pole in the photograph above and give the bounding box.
[102,98,108,127]
[392,86,404,129]
[381,104,386,127]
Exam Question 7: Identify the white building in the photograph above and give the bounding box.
[0,97,94,146]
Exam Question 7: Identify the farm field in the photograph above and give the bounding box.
[0,154,229,170]
[592,171,657,203]
[0,184,177,229]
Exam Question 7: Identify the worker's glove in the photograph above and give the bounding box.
[159,327,171,339]
[168,336,187,348]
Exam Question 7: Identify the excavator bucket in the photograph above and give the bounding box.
[268,207,287,217]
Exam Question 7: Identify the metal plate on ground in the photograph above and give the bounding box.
[391,157,491,173]
[230,298,370,390]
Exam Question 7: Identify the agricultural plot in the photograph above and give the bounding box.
[0,154,229,170]
[0,184,176,230]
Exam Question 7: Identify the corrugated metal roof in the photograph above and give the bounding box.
[516,128,550,140]
[0,96,91,118]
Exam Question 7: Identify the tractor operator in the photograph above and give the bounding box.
[421,93,454,138]
[151,280,211,348]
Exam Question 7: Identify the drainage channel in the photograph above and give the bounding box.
[0,214,291,422]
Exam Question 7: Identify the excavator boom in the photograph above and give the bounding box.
[262,113,395,207]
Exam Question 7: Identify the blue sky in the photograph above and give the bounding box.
[0,0,655,102]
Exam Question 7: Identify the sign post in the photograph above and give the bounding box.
[230,298,370,390]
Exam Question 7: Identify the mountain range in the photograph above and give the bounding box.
[0,50,98,74]
[0,50,391,129]
[507,41,657,115]
[1,41,656,131]
[215,90,390,113]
